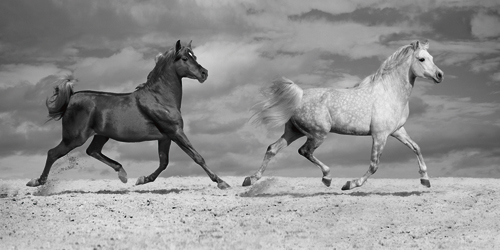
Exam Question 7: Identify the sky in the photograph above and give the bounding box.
[0,0,499,182]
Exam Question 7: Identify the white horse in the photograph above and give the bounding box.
[244,40,444,190]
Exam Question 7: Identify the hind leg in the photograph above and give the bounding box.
[342,133,388,191]
[136,139,171,185]
[243,121,304,186]
[26,137,88,187]
[86,135,128,183]
[391,127,430,187]
[298,135,332,187]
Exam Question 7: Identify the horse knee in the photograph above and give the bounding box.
[266,145,278,157]
[192,154,205,165]
[412,143,421,154]
[47,149,57,160]
[158,160,169,171]
[298,146,310,158]
[47,148,63,161]
[368,164,378,174]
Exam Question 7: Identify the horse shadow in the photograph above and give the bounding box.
[240,190,430,198]
[33,188,192,196]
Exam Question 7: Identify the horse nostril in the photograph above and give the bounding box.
[437,72,443,79]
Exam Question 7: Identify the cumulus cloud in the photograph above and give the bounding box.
[470,57,500,73]
[71,47,154,92]
[0,91,60,160]
[471,11,500,39]
[0,64,71,88]
[491,72,500,83]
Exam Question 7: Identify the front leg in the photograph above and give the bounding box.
[391,127,431,188]
[136,139,171,185]
[169,127,230,189]
[342,133,388,191]
[146,107,230,189]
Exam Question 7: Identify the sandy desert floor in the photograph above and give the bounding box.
[1,176,499,249]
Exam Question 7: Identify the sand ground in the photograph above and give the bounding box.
[1,177,499,249]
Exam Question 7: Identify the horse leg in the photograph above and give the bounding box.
[243,121,304,186]
[136,139,172,185]
[26,137,88,187]
[86,135,128,183]
[342,133,388,191]
[298,136,332,187]
[170,128,230,190]
[391,127,430,187]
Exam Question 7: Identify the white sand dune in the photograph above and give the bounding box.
[1,177,499,249]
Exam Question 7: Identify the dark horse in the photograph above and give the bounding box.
[26,40,230,189]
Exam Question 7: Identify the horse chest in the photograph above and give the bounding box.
[370,99,409,132]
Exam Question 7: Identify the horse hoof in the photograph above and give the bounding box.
[118,168,128,183]
[26,178,41,187]
[217,181,230,190]
[420,179,431,188]
[135,176,147,185]
[341,181,352,191]
[322,177,332,187]
[242,176,257,187]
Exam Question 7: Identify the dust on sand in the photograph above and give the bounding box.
[1,177,499,249]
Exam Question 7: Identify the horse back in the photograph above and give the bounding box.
[64,91,163,142]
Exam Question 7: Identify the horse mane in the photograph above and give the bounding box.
[137,47,180,90]
[352,44,414,88]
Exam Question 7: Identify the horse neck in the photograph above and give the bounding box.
[150,70,183,109]
[377,59,415,104]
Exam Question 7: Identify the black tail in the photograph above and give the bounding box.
[46,76,76,121]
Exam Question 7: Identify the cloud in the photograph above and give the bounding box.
[429,150,500,178]
[0,64,71,88]
[470,57,500,73]
[189,117,247,135]
[0,76,65,156]
[471,11,500,39]
[289,8,407,26]
[491,72,500,83]
[71,47,154,92]
[275,19,425,59]
[429,40,500,70]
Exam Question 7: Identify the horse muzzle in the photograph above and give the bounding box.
[198,67,208,83]
[432,70,444,84]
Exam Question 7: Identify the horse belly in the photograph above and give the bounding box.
[94,108,163,142]
[329,122,371,135]
[327,93,372,136]
[329,113,371,135]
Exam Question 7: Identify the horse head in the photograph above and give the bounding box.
[172,40,208,83]
[410,40,444,84]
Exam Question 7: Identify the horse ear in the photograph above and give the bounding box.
[422,40,430,50]
[175,40,182,54]
[411,40,420,50]
[188,40,192,48]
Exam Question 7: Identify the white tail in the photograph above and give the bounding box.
[251,77,303,128]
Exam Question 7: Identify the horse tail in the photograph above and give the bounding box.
[251,77,303,128]
[46,75,76,121]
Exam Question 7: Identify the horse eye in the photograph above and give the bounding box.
[419,58,425,62]
[182,57,188,61]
